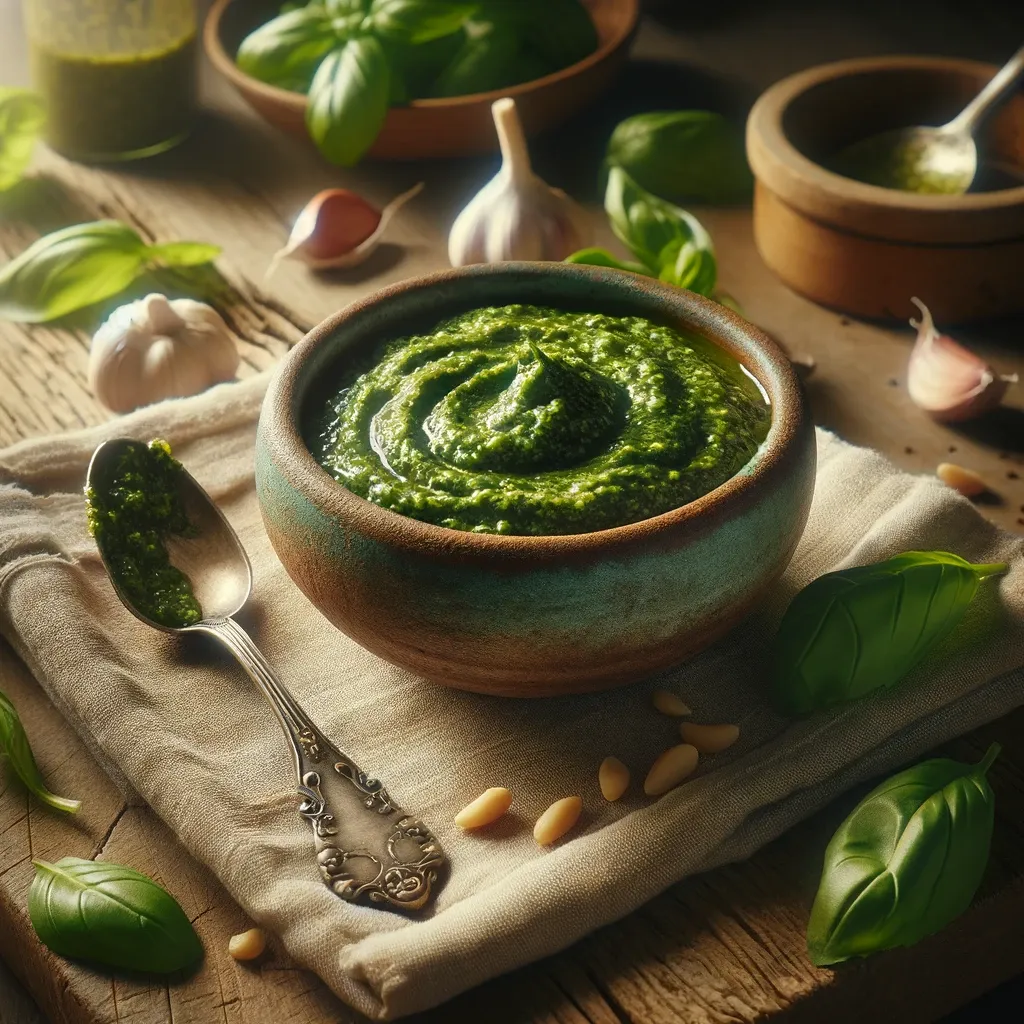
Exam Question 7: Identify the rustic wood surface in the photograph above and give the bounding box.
[2,2,1024,1023]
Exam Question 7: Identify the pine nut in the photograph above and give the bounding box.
[533,796,583,845]
[454,787,513,830]
[937,462,987,497]
[680,722,740,754]
[644,744,699,796]
[651,689,692,717]
[228,927,266,961]
[598,757,630,801]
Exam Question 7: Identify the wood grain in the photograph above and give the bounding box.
[2,3,1024,1024]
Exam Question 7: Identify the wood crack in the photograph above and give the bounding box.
[89,803,130,860]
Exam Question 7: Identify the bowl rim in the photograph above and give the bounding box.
[746,54,1024,245]
[259,262,808,560]
[204,0,642,116]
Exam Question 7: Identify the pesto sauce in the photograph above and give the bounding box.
[309,305,770,536]
[30,33,196,161]
[86,439,202,628]
[831,133,969,195]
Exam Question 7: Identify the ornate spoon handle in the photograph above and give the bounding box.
[197,616,445,912]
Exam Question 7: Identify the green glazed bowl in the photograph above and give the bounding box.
[255,263,815,696]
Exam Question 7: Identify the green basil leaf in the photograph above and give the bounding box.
[29,857,203,974]
[368,0,478,45]
[307,37,391,166]
[775,551,1008,716]
[0,221,148,324]
[0,88,45,192]
[0,690,80,814]
[145,241,221,268]
[605,166,717,296]
[808,743,999,965]
[607,111,753,205]
[326,0,368,14]
[430,19,524,97]
[236,8,339,92]
[383,31,462,100]
[520,0,597,70]
[564,247,649,274]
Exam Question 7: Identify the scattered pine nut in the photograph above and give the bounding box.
[533,796,583,845]
[937,462,987,498]
[598,757,630,801]
[644,744,699,797]
[228,927,266,961]
[680,722,740,754]
[651,689,692,717]
[454,787,513,830]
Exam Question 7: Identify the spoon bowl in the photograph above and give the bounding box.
[832,43,1024,195]
[87,439,252,629]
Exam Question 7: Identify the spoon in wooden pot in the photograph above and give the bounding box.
[86,438,446,913]
[833,44,1024,194]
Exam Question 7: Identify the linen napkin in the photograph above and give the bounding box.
[1,372,1022,1020]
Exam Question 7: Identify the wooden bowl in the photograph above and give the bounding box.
[255,263,816,697]
[746,56,1024,323]
[204,0,639,160]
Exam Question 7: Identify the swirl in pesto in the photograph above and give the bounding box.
[309,305,770,536]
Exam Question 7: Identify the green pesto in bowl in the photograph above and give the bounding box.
[306,304,770,536]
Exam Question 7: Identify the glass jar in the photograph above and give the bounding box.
[23,0,198,162]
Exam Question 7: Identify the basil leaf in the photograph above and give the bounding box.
[327,0,368,13]
[0,88,45,192]
[0,690,80,814]
[808,743,999,965]
[607,111,753,205]
[605,166,717,296]
[431,19,523,97]
[521,0,597,70]
[564,247,648,274]
[775,551,1008,716]
[236,8,339,92]
[368,0,478,45]
[0,221,148,324]
[146,241,222,268]
[29,857,203,974]
[307,37,391,166]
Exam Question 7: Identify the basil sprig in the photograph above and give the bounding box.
[808,744,999,965]
[607,111,753,205]
[1,689,80,814]
[567,166,718,297]
[236,7,341,92]
[29,858,203,974]
[774,551,1008,716]
[0,88,45,193]
[0,221,220,324]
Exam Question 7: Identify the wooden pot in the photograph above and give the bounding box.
[746,56,1024,323]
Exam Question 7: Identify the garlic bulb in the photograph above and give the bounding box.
[449,97,590,266]
[907,297,1016,422]
[269,182,424,275]
[88,293,238,413]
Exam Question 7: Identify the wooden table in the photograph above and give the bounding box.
[2,3,1024,1023]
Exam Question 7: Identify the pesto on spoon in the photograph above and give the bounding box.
[832,44,1024,194]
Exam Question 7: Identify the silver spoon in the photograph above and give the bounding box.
[835,44,1024,194]
[86,438,446,913]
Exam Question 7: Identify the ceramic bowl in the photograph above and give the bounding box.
[204,0,639,161]
[746,56,1024,323]
[255,263,816,697]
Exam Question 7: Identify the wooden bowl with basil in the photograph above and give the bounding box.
[204,0,640,163]
[255,262,816,697]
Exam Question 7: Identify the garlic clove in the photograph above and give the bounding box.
[936,462,988,498]
[89,293,239,413]
[448,97,590,267]
[270,182,424,275]
[907,297,1017,422]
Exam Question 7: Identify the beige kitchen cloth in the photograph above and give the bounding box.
[1,371,1023,1020]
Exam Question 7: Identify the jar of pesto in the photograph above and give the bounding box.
[24,0,197,162]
